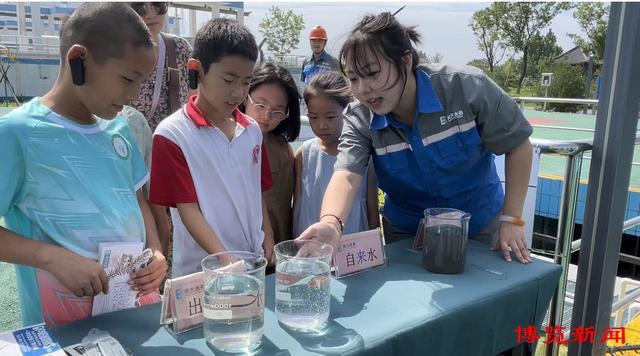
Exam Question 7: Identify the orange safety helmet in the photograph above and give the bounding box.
[309,26,328,40]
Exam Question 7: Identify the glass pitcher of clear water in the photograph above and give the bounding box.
[201,251,267,353]
[274,240,333,332]
[422,208,471,274]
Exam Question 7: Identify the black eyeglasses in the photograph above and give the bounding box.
[131,2,169,17]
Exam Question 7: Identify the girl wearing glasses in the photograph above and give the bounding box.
[242,63,301,244]
[293,71,379,237]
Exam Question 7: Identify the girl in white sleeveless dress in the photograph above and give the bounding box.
[293,71,379,237]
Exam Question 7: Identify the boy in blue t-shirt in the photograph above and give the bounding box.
[0,3,167,326]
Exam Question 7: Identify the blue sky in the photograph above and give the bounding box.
[235,2,586,66]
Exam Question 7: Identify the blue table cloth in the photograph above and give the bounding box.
[51,239,561,355]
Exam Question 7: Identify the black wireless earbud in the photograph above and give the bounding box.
[69,56,85,86]
[188,69,198,90]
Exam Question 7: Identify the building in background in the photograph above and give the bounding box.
[0,2,247,101]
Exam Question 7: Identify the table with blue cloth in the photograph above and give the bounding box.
[51,239,561,355]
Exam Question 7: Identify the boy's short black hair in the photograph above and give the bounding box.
[192,18,258,73]
[59,3,152,64]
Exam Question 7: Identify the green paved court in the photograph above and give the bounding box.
[525,109,640,189]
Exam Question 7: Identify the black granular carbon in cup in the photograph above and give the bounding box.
[422,224,467,274]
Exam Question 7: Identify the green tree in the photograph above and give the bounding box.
[568,2,609,62]
[492,2,570,93]
[527,29,563,79]
[469,7,505,72]
[487,57,521,91]
[258,6,305,62]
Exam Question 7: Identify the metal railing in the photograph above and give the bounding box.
[513,96,599,113]
[612,278,640,326]
[514,96,599,106]
[624,216,640,231]
[531,133,640,356]
[529,136,591,356]
[571,194,640,253]
[531,123,640,165]
[531,124,595,133]
[262,54,308,68]
[0,34,60,57]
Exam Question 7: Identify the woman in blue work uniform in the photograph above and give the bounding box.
[297,12,533,264]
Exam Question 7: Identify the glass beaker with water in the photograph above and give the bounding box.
[201,251,267,353]
[422,208,471,274]
[274,240,333,331]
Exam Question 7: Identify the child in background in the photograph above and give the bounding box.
[150,18,276,277]
[242,63,301,244]
[293,71,379,236]
[0,3,167,326]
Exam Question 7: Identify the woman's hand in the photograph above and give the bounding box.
[492,222,532,264]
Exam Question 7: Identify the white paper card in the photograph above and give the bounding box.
[91,242,143,316]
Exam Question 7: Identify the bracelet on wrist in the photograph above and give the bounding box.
[320,213,344,233]
[499,214,526,227]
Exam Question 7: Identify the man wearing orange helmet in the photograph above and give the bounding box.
[301,25,339,84]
